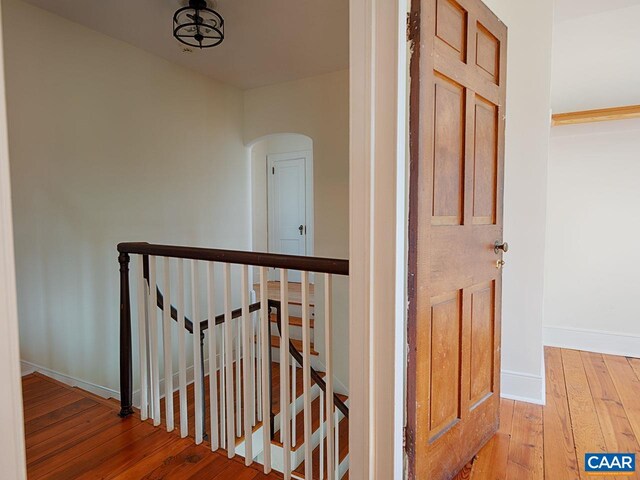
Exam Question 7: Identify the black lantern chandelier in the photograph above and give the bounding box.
[173,0,224,49]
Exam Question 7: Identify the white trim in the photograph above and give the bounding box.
[267,150,314,258]
[21,360,120,400]
[0,0,27,475]
[500,369,545,405]
[349,0,407,477]
[21,354,224,408]
[500,349,546,406]
[393,0,409,476]
[544,325,640,358]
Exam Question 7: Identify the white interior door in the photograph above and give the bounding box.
[268,151,312,282]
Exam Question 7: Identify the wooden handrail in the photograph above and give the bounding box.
[552,104,640,126]
[118,242,349,276]
[119,244,349,431]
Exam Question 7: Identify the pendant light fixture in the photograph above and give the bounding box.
[173,0,224,49]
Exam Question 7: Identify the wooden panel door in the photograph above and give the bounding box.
[406,0,507,478]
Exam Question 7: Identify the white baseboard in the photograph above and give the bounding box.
[133,358,214,407]
[544,325,640,358]
[500,368,545,405]
[20,360,120,400]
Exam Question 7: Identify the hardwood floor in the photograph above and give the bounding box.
[22,373,283,479]
[458,347,640,480]
[22,347,639,479]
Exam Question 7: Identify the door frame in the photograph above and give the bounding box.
[348,0,409,478]
[0,0,27,476]
[266,150,314,258]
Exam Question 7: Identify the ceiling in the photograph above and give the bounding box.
[554,0,640,22]
[21,0,349,90]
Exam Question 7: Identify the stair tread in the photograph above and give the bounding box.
[270,313,314,328]
[271,336,319,356]
[254,281,316,307]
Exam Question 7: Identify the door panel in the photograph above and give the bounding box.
[407,0,507,478]
[472,96,498,224]
[268,153,309,282]
[469,280,495,406]
[271,158,306,256]
[428,290,462,440]
[432,75,465,225]
[435,0,467,60]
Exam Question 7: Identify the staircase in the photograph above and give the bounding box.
[117,242,350,480]
[257,281,320,359]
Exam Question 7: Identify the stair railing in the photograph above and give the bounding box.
[118,242,349,480]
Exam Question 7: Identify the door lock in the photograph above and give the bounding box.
[299,225,304,236]
[496,259,506,270]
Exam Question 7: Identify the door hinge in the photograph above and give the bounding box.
[272,166,275,174]
[407,9,420,43]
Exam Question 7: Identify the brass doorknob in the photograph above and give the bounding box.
[494,241,509,254]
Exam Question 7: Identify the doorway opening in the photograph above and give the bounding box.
[249,133,314,281]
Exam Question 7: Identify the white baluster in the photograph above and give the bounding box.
[241,265,253,464]
[325,273,335,479]
[163,257,174,432]
[207,262,219,451]
[223,263,236,457]
[259,267,272,473]
[252,296,258,427]
[192,260,203,444]
[280,270,291,478]
[335,410,340,478]
[255,300,262,424]
[301,271,312,478]
[148,256,161,426]
[320,390,325,480]
[334,408,340,479]
[219,322,226,449]
[136,256,148,421]
[177,259,188,438]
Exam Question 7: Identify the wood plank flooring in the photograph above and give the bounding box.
[23,373,283,480]
[23,347,640,479]
[458,347,640,480]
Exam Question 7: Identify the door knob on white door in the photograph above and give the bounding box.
[299,225,304,236]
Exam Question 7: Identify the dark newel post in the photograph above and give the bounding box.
[119,252,134,417]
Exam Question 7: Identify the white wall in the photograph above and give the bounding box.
[544,119,640,357]
[482,0,554,404]
[243,70,350,388]
[4,0,249,392]
[551,4,640,112]
[545,3,640,356]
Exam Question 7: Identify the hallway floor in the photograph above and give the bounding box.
[456,347,640,479]
[22,346,640,479]
[22,373,283,479]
